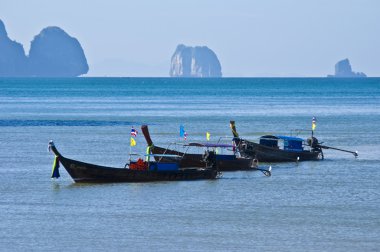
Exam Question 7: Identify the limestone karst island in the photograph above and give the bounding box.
[170,44,222,78]
[328,58,367,78]
[0,19,88,77]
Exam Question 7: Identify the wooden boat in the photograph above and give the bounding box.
[141,125,270,174]
[230,121,322,162]
[48,141,218,183]
[230,121,358,162]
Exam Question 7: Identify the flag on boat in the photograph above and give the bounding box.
[184,131,188,140]
[130,137,136,146]
[180,125,185,137]
[206,132,210,141]
[180,125,187,140]
[51,156,60,179]
[312,117,317,131]
[131,127,138,137]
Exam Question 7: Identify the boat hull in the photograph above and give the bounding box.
[234,139,321,162]
[58,156,217,183]
[149,145,256,171]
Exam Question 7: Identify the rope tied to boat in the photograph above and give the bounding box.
[251,159,259,168]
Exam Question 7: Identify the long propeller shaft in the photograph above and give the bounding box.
[318,144,358,157]
[254,166,272,177]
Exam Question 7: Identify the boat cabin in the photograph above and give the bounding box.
[259,135,279,148]
[259,135,304,152]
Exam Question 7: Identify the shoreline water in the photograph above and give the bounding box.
[0,78,379,251]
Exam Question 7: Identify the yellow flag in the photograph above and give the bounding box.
[130,137,136,147]
[206,132,210,141]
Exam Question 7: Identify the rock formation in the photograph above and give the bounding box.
[327,58,366,78]
[0,20,28,77]
[0,19,88,77]
[170,44,222,77]
[28,27,88,77]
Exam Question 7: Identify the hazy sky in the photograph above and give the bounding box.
[1,0,379,77]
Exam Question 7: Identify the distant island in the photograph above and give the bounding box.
[0,19,88,77]
[327,58,366,78]
[170,44,222,77]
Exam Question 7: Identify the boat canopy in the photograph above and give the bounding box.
[276,135,304,151]
[259,135,304,151]
[275,135,304,142]
[186,142,234,148]
[259,135,279,148]
[144,154,182,158]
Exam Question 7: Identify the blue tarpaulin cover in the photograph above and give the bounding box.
[149,163,179,171]
[276,136,304,151]
[275,135,304,142]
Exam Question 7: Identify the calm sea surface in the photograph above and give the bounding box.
[0,78,379,251]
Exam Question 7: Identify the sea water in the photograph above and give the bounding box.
[0,78,379,251]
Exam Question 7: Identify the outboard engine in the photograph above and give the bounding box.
[202,150,217,169]
[307,137,323,159]
[307,137,319,148]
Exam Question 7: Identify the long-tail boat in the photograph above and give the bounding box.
[230,120,358,162]
[48,141,218,183]
[141,125,271,175]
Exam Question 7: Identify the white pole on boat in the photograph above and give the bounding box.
[129,144,131,163]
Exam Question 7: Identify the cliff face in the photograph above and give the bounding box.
[170,44,222,77]
[28,27,88,77]
[328,58,366,78]
[0,20,28,77]
[0,20,88,77]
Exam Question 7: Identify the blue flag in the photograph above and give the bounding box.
[180,125,185,137]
